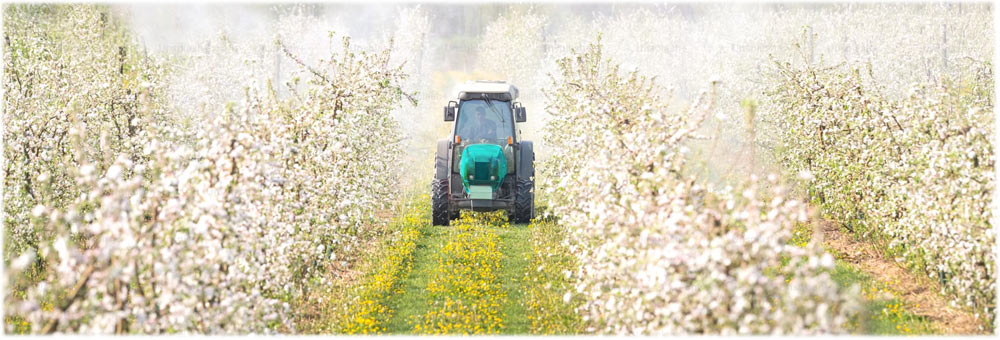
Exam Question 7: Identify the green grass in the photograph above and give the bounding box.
[830,260,936,335]
[520,219,583,334]
[381,216,534,334]
[496,223,533,334]
[383,224,447,334]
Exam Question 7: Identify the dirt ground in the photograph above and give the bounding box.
[818,220,988,335]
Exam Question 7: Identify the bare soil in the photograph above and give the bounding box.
[818,220,987,335]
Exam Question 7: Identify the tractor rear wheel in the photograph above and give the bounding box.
[431,178,450,226]
[509,179,534,224]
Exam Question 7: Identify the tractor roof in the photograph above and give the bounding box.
[454,80,518,101]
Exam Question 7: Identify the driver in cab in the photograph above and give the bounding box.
[462,106,497,142]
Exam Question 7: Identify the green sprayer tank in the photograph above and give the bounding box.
[459,144,507,199]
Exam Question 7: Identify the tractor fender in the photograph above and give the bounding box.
[435,139,450,179]
[517,141,534,180]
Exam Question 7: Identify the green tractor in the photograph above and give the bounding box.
[431,81,534,226]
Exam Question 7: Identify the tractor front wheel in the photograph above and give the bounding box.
[431,178,450,226]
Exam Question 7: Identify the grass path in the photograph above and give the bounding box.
[382,212,534,334]
[495,223,532,334]
[383,223,447,333]
[818,221,987,334]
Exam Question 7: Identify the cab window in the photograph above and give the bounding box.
[456,99,513,144]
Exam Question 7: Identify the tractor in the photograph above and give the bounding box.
[431,80,534,226]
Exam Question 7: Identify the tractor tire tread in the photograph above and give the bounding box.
[431,178,450,226]
[510,179,534,224]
